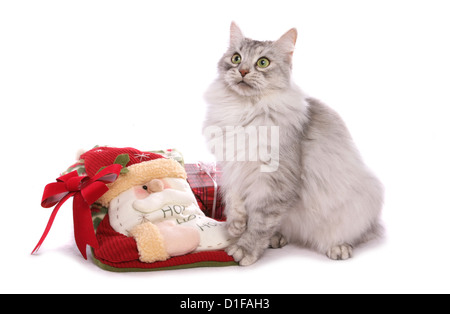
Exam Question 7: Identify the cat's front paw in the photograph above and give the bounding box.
[326,244,353,260]
[227,219,247,238]
[269,232,288,249]
[226,243,260,266]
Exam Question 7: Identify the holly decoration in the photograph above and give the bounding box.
[97,154,130,175]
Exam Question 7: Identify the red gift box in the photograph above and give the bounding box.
[185,163,225,220]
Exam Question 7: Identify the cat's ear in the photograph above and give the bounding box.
[230,21,244,47]
[275,28,297,55]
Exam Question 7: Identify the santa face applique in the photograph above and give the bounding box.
[108,177,230,262]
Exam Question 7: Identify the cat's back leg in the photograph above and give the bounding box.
[326,244,353,260]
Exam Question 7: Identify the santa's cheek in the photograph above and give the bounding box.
[162,179,171,189]
[134,187,150,200]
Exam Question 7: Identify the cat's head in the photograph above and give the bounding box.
[218,22,297,98]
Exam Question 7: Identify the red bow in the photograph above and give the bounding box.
[32,164,123,259]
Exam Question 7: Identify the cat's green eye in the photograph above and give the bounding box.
[231,53,242,64]
[256,57,270,68]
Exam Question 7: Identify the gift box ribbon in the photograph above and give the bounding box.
[196,162,219,219]
[31,164,123,259]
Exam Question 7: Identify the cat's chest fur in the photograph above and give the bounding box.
[204,81,308,132]
[204,81,309,177]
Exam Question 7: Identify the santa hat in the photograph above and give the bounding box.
[80,147,186,207]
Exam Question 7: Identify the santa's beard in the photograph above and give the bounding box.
[132,189,197,213]
[108,186,197,236]
[108,182,231,252]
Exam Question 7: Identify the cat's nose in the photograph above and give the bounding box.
[239,69,249,77]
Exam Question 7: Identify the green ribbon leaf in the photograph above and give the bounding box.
[114,154,130,167]
[95,154,130,175]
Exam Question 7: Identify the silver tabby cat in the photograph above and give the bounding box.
[203,22,384,265]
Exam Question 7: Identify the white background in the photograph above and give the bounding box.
[1,0,449,294]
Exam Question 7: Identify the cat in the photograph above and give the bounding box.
[203,22,384,266]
